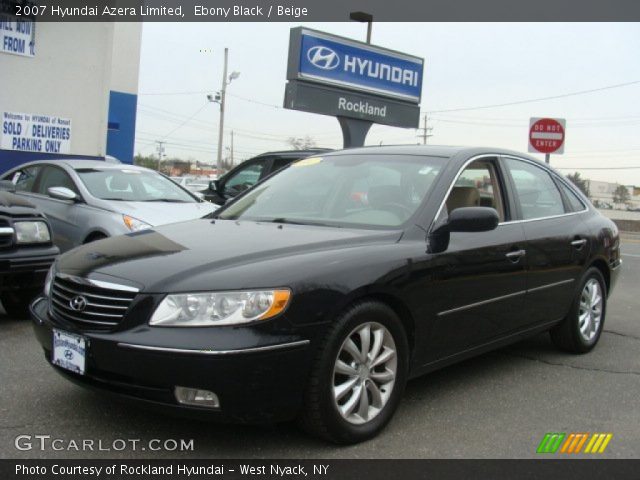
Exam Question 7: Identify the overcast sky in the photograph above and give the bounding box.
[135,22,640,185]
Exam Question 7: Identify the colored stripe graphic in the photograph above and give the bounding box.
[585,433,613,453]
[538,433,613,454]
[537,433,566,453]
[560,433,589,453]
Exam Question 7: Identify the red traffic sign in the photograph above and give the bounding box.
[528,117,566,155]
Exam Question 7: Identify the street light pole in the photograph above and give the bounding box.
[349,11,373,44]
[216,47,228,168]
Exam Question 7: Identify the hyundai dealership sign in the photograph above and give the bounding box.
[292,29,423,103]
[285,28,423,129]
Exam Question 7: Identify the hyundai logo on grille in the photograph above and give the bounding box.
[307,46,340,70]
[69,295,88,312]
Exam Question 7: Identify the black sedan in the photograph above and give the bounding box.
[30,146,621,444]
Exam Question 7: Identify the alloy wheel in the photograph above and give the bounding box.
[578,278,603,342]
[332,322,397,425]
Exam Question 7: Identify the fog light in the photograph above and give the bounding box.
[174,386,220,408]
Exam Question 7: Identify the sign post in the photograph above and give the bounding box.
[285,28,424,148]
[528,117,566,164]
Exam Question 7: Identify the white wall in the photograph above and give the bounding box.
[0,22,114,157]
[110,22,142,94]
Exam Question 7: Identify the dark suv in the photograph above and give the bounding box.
[0,182,59,317]
[203,149,331,204]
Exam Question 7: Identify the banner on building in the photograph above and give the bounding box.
[0,14,35,57]
[1,111,71,154]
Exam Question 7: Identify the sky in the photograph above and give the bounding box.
[134,22,640,185]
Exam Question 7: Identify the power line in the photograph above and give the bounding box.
[426,80,640,114]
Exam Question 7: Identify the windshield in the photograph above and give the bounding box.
[77,169,197,202]
[217,154,445,228]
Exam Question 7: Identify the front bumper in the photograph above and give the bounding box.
[0,245,58,292]
[30,297,314,423]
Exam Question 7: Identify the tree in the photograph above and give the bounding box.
[566,172,590,197]
[134,154,159,171]
[613,184,630,205]
[286,135,316,150]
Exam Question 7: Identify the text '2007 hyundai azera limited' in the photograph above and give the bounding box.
[31,146,621,444]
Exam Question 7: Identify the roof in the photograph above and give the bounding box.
[324,144,543,161]
[59,160,149,171]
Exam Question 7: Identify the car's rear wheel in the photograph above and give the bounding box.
[550,267,607,353]
[298,301,409,444]
[1,289,39,319]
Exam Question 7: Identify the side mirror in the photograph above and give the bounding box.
[0,180,16,192]
[209,180,219,192]
[48,186,77,201]
[427,207,499,253]
[448,207,499,233]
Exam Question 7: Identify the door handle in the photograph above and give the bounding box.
[571,238,587,249]
[505,249,526,262]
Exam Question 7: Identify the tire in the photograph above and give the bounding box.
[298,301,409,444]
[1,289,39,319]
[550,267,607,354]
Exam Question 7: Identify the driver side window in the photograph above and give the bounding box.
[445,159,505,222]
[224,162,265,196]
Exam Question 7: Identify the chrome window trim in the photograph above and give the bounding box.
[56,272,140,293]
[429,153,591,233]
[499,155,589,225]
[430,153,500,233]
[117,339,310,356]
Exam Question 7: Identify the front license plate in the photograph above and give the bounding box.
[52,329,86,375]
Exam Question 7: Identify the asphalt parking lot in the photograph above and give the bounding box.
[1,236,639,459]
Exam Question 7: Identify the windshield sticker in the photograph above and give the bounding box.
[293,157,323,167]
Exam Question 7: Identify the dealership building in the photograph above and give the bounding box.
[0,19,141,173]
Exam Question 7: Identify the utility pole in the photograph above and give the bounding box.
[418,114,433,144]
[216,47,228,168]
[230,130,234,167]
[155,141,165,171]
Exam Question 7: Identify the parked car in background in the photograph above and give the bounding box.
[31,146,620,443]
[1,160,217,252]
[169,176,211,199]
[202,149,331,204]
[0,182,58,317]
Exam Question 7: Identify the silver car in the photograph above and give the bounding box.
[1,160,217,252]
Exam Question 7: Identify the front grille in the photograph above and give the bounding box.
[50,275,138,330]
[0,218,12,248]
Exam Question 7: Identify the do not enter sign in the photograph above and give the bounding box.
[528,117,566,155]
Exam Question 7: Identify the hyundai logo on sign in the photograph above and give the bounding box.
[289,28,424,103]
[307,46,340,70]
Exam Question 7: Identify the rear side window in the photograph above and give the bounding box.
[558,180,586,212]
[505,158,564,220]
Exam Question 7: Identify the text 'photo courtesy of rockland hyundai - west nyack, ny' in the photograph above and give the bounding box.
[0,2,639,473]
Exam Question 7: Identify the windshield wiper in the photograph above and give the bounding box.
[269,218,338,228]
[100,197,130,201]
[140,199,190,203]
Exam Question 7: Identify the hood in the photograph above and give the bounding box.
[0,190,43,216]
[96,200,217,226]
[57,219,402,292]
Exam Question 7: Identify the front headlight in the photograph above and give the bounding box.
[14,221,51,244]
[123,214,152,232]
[149,289,291,327]
[44,263,55,297]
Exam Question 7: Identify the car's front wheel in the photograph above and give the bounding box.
[299,301,409,444]
[550,267,607,353]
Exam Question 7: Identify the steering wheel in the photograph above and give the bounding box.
[377,202,413,219]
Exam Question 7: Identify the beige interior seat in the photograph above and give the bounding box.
[446,186,480,213]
